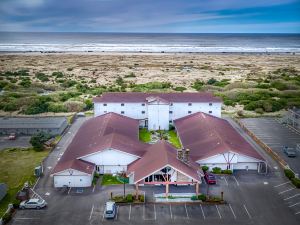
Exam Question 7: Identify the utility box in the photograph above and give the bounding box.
[34,166,43,177]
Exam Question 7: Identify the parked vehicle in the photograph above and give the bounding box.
[104,201,116,219]
[20,198,47,209]
[204,173,217,184]
[8,133,16,140]
[283,146,297,157]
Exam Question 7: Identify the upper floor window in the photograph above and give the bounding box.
[121,111,125,114]
[170,103,173,106]
[142,111,145,114]
[188,111,192,114]
[121,103,125,106]
[103,103,107,106]
[104,111,107,113]
[142,103,145,106]
[188,103,192,106]
[209,111,212,114]
[209,103,213,106]
[169,111,173,114]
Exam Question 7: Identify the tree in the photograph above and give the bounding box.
[30,132,51,151]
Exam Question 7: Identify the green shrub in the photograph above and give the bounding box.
[207,78,217,85]
[67,68,73,71]
[2,212,12,224]
[126,194,133,202]
[271,81,288,90]
[124,72,136,78]
[202,166,209,172]
[291,178,300,188]
[192,79,204,91]
[222,169,233,174]
[52,71,64,78]
[191,195,198,201]
[138,194,144,202]
[173,86,187,92]
[61,80,77,88]
[212,167,222,174]
[24,96,51,114]
[84,99,93,110]
[255,108,264,114]
[198,194,206,201]
[284,169,295,180]
[19,78,31,87]
[30,132,51,151]
[35,72,49,82]
[48,102,67,113]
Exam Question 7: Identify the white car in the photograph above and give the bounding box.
[104,201,116,219]
[20,199,47,209]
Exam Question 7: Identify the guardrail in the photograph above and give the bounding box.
[233,118,288,169]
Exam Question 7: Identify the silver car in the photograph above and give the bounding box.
[104,201,116,219]
[20,198,47,209]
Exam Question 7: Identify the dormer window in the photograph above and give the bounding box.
[121,111,125,114]
[188,103,192,106]
[103,103,107,106]
[121,103,125,106]
[209,111,212,114]
[209,103,213,106]
[142,103,145,106]
[188,111,192,114]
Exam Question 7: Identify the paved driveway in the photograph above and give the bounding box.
[240,118,300,175]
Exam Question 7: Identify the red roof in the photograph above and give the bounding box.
[93,92,221,103]
[52,113,147,174]
[174,112,264,162]
[127,141,202,183]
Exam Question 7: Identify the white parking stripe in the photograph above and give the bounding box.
[185,204,189,219]
[229,204,236,219]
[233,176,240,186]
[115,206,118,220]
[129,204,131,220]
[89,204,94,221]
[200,204,205,220]
[243,204,252,219]
[222,176,228,186]
[216,205,221,219]
[289,202,300,207]
[274,181,291,188]
[92,185,96,193]
[284,194,300,201]
[169,204,173,219]
[279,188,295,194]
[68,187,71,195]
[295,211,300,215]
[154,204,156,220]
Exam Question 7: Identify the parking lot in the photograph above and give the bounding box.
[240,118,300,175]
[0,135,31,150]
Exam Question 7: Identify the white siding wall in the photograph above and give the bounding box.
[54,175,92,187]
[148,102,169,130]
[81,148,139,166]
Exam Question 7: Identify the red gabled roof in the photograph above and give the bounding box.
[52,113,147,174]
[174,112,264,162]
[93,92,221,103]
[127,140,202,183]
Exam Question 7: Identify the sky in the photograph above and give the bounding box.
[0,0,299,33]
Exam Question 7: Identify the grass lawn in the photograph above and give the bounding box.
[168,130,182,149]
[139,128,151,143]
[101,174,123,186]
[0,148,49,217]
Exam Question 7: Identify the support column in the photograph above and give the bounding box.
[195,182,199,196]
[135,183,139,200]
[165,183,169,198]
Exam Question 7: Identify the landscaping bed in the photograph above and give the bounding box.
[111,193,145,203]
[101,174,127,186]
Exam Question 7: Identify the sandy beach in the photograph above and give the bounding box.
[1,52,299,87]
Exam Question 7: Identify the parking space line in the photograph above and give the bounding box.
[200,204,205,220]
[185,203,189,219]
[243,204,251,219]
[89,204,94,221]
[284,194,300,201]
[295,211,300,215]
[129,204,131,220]
[68,187,71,195]
[33,177,40,190]
[115,206,118,220]
[274,181,291,188]
[289,202,300,207]
[102,207,105,221]
[154,204,156,220]
[92,185,96,193]
[222,176,228,186]
[216,205,221,219]
[143,204,145,220]
[233,176,240,186]
[279,187,295,195]
[169,204,173,219]
[229,204,236,219]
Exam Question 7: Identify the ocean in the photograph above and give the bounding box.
[0,32,299,53]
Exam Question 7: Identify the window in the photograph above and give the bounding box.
[188,103,192,106]
[142,103,145,106]
[209,103,213,106]
[103,103,107,106]
[188,111,192,114]
[142,111,145,114]
[209,111,212,114]
[170,103,173,106]
[121,103,124,106]
[169,111,173,114]
[121,111,125,114]
[104,111,107,113]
